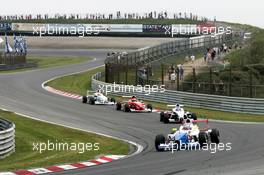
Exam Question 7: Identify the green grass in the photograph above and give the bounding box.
[0,109,129,171]
[46,67,264,122]
[0,56,91,73]
[46,66,105,96]
[27,55,91,69]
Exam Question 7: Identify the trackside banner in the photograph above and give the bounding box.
[143,24,172,35]
[10,23,219,37]
[0,23,12,31]
[12,23,143,33]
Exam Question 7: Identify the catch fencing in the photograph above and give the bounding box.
[92,73,264,115]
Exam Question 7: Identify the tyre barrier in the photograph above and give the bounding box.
[0,118,15,159]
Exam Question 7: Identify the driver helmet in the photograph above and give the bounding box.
[171,128,177,134]
[131,96,137,102]
[175,104,181,111]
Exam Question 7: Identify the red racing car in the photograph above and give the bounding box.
[116,96,153,112]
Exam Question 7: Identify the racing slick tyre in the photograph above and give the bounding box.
[147,104,153,112]
[82,96,87,103]
[124,103,130,112]
[110,98,116,103]
[155,134,165,152]
[179,118,184,124]
[89,97,95,105]
[210,129,220,144]
[191,113,197,120]
[116,102,122,110]
[198,132,207,147]
[163,113,169,124]
[174,140,181,151]
[160,112,165,122]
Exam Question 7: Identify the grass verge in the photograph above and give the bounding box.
[0,109,129,171]
[0,55,91,73]
[46,66,105,96]
[46,67,264,122]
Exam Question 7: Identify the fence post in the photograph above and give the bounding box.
[117,68,120,84]
[146,65,149,84]
[209,68,213,94]
[229,65,232,96]
[161,63,164,85]
[192,68,196,93]
[125,57,128,85]
[177,69,180,91]
[135,65,138,85]
[105,63,109,83]
[249,69,253,98]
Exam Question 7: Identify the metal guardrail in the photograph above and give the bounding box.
[92,73,264,115]
[0,118,15,159]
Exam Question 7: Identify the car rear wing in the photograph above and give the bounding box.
[86,90,102,96]
[167,104,184,108]
[122,96,133,98]
[192,119,209,124]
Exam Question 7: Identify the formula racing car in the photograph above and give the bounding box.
[160,104,197,124]
[82,91,115,105]
[116,96,153,112]
[155,119,220,151]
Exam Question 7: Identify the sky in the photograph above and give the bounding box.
[0,0,263,28]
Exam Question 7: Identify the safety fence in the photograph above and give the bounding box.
[105,32,240,66]
[0,52,26,65]
[104,32,242,85]
[92,72,264,115]
[104,30,264,98]
[0,118,15,159]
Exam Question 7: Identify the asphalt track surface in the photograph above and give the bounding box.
[0,49,264,175]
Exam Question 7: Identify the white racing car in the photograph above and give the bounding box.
[160,104,197,124]
[155,119,220,152]
[82,91,115,105]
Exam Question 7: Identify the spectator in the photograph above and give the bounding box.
[0,11,211,22]
[211,49,216,61]
[219,80,224,94]
[190,54,195,64]
[204,52,207,62]
[206,52,211,62]
[179,64,184,80]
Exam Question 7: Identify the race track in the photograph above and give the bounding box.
[0,49,264,175]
